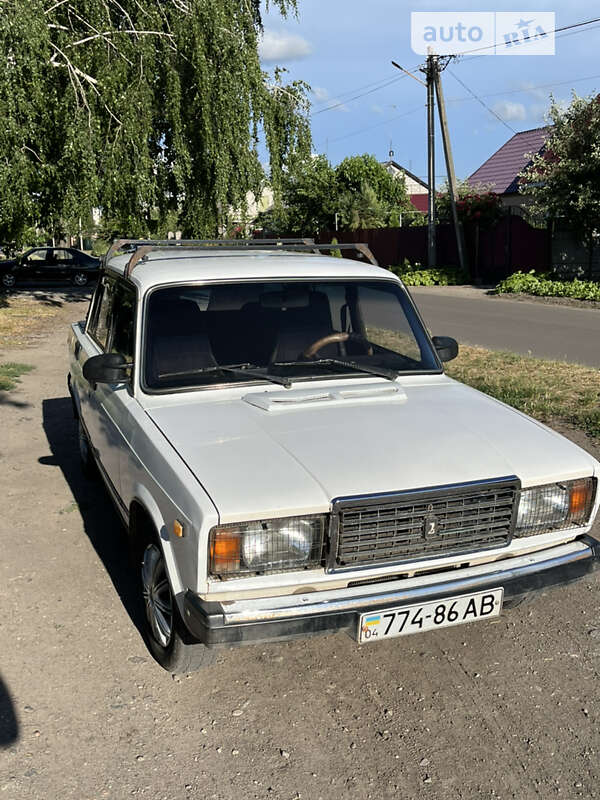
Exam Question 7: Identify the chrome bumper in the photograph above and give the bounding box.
[183,538,600,647]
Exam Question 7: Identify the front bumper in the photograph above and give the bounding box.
[183,537,600,647]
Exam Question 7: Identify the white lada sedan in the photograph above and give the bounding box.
[68,239,600,672]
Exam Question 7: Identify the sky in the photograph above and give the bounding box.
[259,1,600,186]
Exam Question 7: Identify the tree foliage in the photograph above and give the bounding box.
[0,0,311,246]
[262,153,414,235]
[520,94,600,278]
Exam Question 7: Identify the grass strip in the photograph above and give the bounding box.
[0,295,60,348]
[446,345,600,440]
[0,362,34,391]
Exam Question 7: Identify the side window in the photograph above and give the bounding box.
[54,249,73,262]
[110,283,136,362]
[27,249,48,262]
[358,285,423,363]
[88,278,113,351]
[86,278,136,358]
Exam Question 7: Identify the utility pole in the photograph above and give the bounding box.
[433,62,468,275]
[392,55,465,271]
[424,55,437,267]
[393,58,436,266]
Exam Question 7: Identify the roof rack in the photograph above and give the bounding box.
[103,237,379,279]
[103,238,315,267]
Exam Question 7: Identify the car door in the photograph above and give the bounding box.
[82,276,136,495]
[21,248,50,281]
[52,249,73,281]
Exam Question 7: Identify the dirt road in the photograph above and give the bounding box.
[1,293,600,800]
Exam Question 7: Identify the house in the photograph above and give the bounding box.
[467,127,549,209]
[381,159,429,214]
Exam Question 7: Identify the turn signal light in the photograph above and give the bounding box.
[569,480,594,520]
[210,532,241,571]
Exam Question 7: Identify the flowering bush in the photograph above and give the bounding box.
[496,270,600,301]
[437,189,503,227]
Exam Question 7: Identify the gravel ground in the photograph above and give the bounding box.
[1,293,600,800]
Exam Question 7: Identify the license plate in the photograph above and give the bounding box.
[358,588,503,644]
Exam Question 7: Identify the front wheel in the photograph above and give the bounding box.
[141,542,215,673]
[1,273,16,289]
[72,271,88,287]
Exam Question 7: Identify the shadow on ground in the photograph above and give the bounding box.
[0,674,18,747]
[1,286,93,308]
[39,397,145,641]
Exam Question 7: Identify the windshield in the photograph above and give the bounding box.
[143,280,440,391]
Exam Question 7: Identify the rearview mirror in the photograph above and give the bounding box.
[83,353,132,384]
[432,335,459,363]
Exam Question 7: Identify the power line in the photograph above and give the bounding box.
[453,15,600,57]
[328,104,426,143]
[448,70,516,133]
[311,74,408,116]
[311,71,416,111]
[445,71,600,106]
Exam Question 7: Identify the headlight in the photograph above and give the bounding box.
[209,515,327,578]
[514,478,596,536]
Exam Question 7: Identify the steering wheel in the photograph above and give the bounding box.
[302,332,373,360]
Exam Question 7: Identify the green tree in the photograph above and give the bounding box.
[335,154,411,225]
[277,154,338,233]
[337,181,386,230]
[272,152,413,235]
[0,0,311,246]
[520,94,600,279]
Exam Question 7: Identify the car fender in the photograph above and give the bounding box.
[129,483,186,598]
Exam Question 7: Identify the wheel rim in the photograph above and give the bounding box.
[2,274,15,287]
[141,544,173,648]
[73,273,87,286]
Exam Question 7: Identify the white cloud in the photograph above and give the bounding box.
[493,100,526,121]
[311,86,349,113]
[259,30,312,62]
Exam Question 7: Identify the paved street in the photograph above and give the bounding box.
[409,287,600,367]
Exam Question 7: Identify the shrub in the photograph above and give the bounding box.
[389,261,469,286]
[496,270,600,301]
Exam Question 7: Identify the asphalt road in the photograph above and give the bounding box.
[408,287,600,367]
[2,293,600,800]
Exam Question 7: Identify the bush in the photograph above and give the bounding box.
[389,261,469,286]
[496,270,600,301]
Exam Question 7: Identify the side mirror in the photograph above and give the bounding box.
[83,353,132,384]
[432,335,459,363]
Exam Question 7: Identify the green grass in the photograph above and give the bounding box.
[0,362,34,391]
[446,345,600,440]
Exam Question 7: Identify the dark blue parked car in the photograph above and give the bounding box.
[0,247,100,289]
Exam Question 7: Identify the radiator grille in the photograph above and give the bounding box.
[332,479,518,570]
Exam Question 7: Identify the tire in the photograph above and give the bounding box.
[1,273,16,289]
[78,420,97,479]
[72,271,89,287]
[140,541,215,673]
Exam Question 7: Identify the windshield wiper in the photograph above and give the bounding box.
[271,358,398,382]
[158,363,291,388]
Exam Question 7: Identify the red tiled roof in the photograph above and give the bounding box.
[468,127,549,194]
[409,193,429,212]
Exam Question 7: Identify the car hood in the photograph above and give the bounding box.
[146,377,599,522]
[0,259,17,270]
